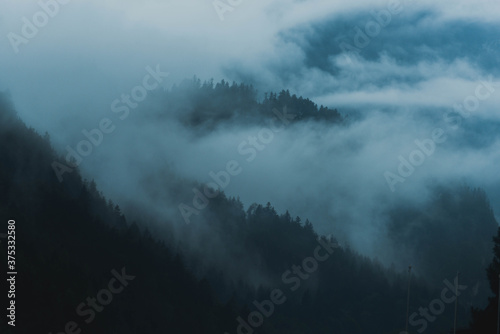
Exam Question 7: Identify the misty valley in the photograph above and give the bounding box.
[1,1,500,334]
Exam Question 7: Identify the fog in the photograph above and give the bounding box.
[1,0,500,271]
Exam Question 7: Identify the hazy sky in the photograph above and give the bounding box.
[1,0,500,265]
[1,0,500,129]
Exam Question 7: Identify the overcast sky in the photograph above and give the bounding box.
[1,0,499,127]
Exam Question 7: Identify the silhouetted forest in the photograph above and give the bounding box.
[0,87,498,333]
[140,77,343,130]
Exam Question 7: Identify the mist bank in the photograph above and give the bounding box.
[26,78,496,310]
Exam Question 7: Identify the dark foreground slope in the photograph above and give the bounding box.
[0,94,240,334]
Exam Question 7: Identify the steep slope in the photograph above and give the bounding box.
[0,93,238,333]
